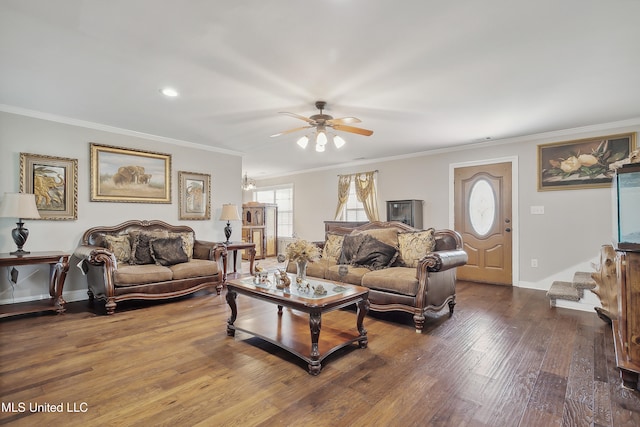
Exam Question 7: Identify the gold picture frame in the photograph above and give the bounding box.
[20,153,78,220]
[90,143,171,203]
[178,171,211,220]
[538,132,637,191]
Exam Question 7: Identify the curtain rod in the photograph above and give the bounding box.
[337,169,378,177]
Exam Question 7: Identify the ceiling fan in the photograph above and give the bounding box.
[270,101,373,152]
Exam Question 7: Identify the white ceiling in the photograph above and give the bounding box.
[2,0,640,178]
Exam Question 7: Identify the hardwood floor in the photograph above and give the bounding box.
[1,259,639,426]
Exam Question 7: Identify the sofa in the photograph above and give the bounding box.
[287,221,468,332]
[74,220,227,314]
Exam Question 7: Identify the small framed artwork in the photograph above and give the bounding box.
[20,153,78,220]
[178,171,211,220]
[90,143,171,203]
[538,132,637,191]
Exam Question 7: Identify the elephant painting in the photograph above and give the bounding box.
[112,165,150,186]
[33,167,65,210]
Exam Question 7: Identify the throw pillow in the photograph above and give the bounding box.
[352,235,399,270]
[130,231,168,265]
[351,227,399,248]
[338,233,366,265]
[169,231,195,260]
[322,232,345,262]
[103,234,132,264]
[397,228,436,268]
[150,237,189,266]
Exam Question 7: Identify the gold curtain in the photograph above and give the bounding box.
[334,174,353,220]
[354,171,380,221]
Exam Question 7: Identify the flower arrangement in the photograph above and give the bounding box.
[285,239,320,263]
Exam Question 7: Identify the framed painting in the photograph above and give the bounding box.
[90,143,171,203]
[19,153,78,220]
[538,132,637,191]
[178,171,211,220]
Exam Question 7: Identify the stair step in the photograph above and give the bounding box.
[547,281,581,305]
[573,271,596,290]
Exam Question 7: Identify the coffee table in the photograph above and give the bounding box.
[225,273,369,375]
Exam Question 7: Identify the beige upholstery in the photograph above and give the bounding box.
[74,220,227,315]
[289,221,467,332]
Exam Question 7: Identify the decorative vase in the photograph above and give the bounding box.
[296,260,308,281]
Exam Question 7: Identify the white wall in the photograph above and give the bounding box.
[0,111,243,304]
[254,119,640,289]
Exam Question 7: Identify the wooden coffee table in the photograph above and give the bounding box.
[225,274,369,375]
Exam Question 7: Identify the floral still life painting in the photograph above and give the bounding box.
[538,133,636,191]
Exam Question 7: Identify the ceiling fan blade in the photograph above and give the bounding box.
[326,117,362,125]
[332,124,374,136]
[278,112,315,123]
[270,126,312,137]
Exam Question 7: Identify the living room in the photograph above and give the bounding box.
[2,1,640,426]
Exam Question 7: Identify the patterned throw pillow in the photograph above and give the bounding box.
[103,234,132,264]
[322,232,344,262]
[150,237,189,266]
[169,232,195,260]
[397,228,436,268]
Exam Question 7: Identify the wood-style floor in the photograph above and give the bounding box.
[1,260,640,426]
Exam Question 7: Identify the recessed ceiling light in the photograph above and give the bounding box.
[160,87,179,97]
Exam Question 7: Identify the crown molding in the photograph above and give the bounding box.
[0,104,243,157]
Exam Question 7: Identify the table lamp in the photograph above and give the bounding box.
[219,204,241,244]
[0,192,41,255]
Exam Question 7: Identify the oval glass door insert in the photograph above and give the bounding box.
[469,179,496,236]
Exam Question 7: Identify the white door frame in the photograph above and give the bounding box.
[449,156,520,286]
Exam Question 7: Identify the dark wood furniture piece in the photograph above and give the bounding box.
[242,202,277,260]
[225,274,369,375]
[386,199,423,228]
[324,220,369,234]
[0,251,70,318]
[612,250,640,390]
[222,241,256,277]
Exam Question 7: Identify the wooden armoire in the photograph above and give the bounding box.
[611,163,640,390]
[242,202,277,260]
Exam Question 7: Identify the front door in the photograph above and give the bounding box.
[454,162,513,285]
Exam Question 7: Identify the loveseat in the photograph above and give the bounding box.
[74,220,227,314]
[288,221,467,332]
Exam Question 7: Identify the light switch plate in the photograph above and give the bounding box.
[530,206,544,215]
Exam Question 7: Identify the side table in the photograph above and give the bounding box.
[222,242,256,279]
[0,251,70,318]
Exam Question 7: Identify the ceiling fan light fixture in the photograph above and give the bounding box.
[333,135,346,149]
[316,130,327,146]
[296,135,309,149]
[315,143,325,152]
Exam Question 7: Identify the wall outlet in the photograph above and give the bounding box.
[531,259,538,268]
[530,205,545,215]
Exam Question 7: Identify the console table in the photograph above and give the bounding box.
[0,251,70,318]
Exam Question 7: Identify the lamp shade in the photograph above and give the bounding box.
[0,193,41,219]
[219,204,241,221]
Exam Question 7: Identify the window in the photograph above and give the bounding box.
[340,181,367,221]
[254,185,293,237]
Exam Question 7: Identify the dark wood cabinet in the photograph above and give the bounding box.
[242,202,277,260]
[386,199,423,228]
[612,250,640,390]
